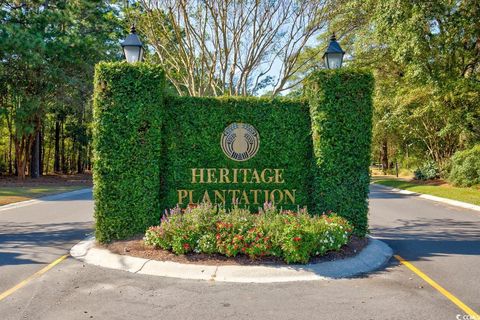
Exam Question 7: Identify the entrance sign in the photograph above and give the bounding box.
[93,63,373,242]
[220,123,260,162]
[161,98,312,210]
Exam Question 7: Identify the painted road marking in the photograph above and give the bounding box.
[0,254,69,302]
[394,255,479,319]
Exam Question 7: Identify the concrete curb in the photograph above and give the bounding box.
[0,187,92,212]
[373,183,480,213]
[70,236,393,283]
[0,188,92,212]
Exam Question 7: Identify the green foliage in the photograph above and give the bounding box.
[321,0,480,172]
[0,0,123,177]
[414,160,439,181]
[93,62,165,242]
[305,69,373,236]
[449,145,480,187]
[144,204,353,264]
[0,158,6,174]
[94,64,373,242]
[162,96,313,210]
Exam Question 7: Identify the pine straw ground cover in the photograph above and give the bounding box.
[128,203,366,264]
[106,234,367,266]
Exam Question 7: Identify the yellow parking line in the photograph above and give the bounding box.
[394,254,479,319]
[0,254,69,302]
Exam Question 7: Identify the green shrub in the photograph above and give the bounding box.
[144,203,353,264]
[0,158,6,175]
[93,63,373,242]
[414,160,439,180]
[305,69,374,236]
[92,62,165,242]
[449,145,480,187]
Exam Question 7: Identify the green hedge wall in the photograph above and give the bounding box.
[93,62,165,242]
[305,69,374,236]
[162,96,313,210]
[93,63,373,242]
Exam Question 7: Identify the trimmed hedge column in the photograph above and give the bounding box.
[93,62,165,242]
[305,69,374,236]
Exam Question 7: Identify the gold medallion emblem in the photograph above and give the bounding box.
[221,123,260,161]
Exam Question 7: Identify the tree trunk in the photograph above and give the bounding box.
[14,155,18,176]
[86,144,91,171]
[77,144,83,174]
[15,135,32,180]
[8,133,13,174]
[61,120,66,173]
[45,135,52,174]
[54,119,60,173]
[381,139,388,175]
[30,130,40,178]
[6,114,14,175]
[39,128,43,176]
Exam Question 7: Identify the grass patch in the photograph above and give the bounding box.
[0,185,86,206]
[372,178,480,206]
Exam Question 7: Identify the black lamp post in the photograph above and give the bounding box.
[121,25,144,63]
[323,33,345,69]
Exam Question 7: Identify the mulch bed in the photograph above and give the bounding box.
[103,235,368,266]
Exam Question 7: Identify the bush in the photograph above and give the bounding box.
[449,145,480,187]
[305,69,373,236]
[92,62,165,242]
[414,160,439,180]
[144,203,353,264]
[0,159,6,175]
[93,64,373,242]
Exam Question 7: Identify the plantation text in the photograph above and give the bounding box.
[177,168,296,205]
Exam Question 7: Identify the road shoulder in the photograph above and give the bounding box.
[372,184,480,213]
[0,188,92,212]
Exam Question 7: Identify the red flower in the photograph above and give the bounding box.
[183,243,190,250]
[293,237,301,242]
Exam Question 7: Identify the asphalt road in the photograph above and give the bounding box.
[0,185,479,320]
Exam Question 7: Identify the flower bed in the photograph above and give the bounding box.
[144,204,353,264]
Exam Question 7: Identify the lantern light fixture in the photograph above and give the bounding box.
[121,25,144,63]
[323,33,345,69]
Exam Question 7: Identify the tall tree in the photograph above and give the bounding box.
[0,0,122,178]
[135,0,337,96]
[318,0,480,167]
